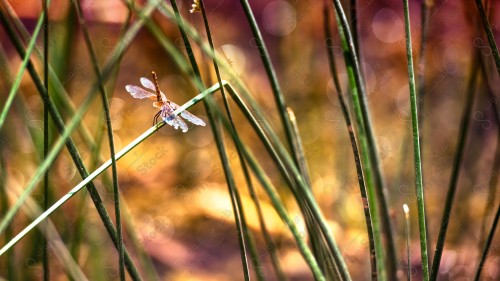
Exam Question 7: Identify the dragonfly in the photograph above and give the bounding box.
[125,71,206,132]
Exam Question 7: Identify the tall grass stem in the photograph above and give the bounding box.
[402,0,429,279]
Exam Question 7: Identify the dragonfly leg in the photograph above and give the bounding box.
[153,110,162,126]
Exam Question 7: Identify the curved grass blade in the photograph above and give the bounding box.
[0,79,219,256]
[125,7,350,278]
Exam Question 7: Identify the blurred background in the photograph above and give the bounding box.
[0,0,499,280]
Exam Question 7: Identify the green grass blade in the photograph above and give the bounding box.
[0,2,162,278]
[209,99,326,281]
[0,80,221,256]
[168,1,251,278]
[329,5,396,274]
[473,202,500,281]
[416,0,433,266]
[323,4,378,279]
[0,134,15,280]
[42,0,50,279]
[474,0,500,75]
[402,1,429,280]
[237,0,296,156]
[286,108,312,189]
[127,8,350,278]
[329,3,387,279]
[12,186,88,281]
[0,1,49,131]
[479,131,500,246]
[71,0,125,279]
[430,49,479,281]
[197,0,268,279]
[0,0,104,158]
[222,84,351,280]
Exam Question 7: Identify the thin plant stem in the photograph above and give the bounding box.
[132,7,348,278]
[323,3,377,280]
[474,0,500,74]
[285,109,337,278]
[0,135,15,280]
[403,204,411,281]
[151,7,349,276]
[349,0,359,57]
[402,1,429,280]
[0,80,329,280]
[237,0,296,157]
[0,80,219,256]
[0,76,217,250]
[286,108,312,189]
[169,1,252,280]
[0,1,162,278]
[9,184,89,281]
[416,0,433,123]
[473,202,500,281]
[287,107,337,278]
[430,52,479,281]
[416,0,433,266]
[42,0,50,279]
[330,4,386,279]
[329,5,396,276]
[208,98,326,281]
[480,130,500,246]
[221,85,349,280]
[121,201,161,281]
[197,0,270,279]
[69,5,133,268]
[0,0,49,131]
[71,0,125,279]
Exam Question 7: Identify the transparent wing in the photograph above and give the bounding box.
[161,107,188,132]
[125,85,156,99]
[140,77,156,91]
[140,77,167,101]
[168,101,206,126]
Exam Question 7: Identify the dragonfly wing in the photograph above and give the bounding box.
[140,77,168,101]
[125,85,156,99]
[140,77,156,91]
[168,101,206,126]
[181,111,206,126]
[175,118,189,132]
[161,106,189,132]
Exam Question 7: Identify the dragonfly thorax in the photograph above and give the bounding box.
[153,101,165,108]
